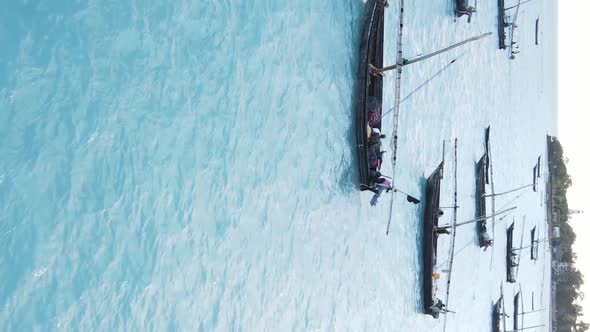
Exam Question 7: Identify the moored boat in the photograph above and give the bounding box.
[506,222,517,283]
[492,295,503,332]
[456,0,476,22]
[356,0,386,192]
[422,161,445,318]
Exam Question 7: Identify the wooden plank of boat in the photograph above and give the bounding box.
[356,0,385,190]
[422,161,445,318]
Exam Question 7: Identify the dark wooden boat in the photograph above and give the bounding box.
[455,0,476,22]
[477,126,492,247]
[422,161,445,318]
[356,0,385,191]
[476,154,488,247]
[535,18,539,45]
[492,295,503,332]
[506,222,517,283]
[497,0,507,49]
[513,291,521,331]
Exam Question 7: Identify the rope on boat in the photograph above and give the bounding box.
[385,0,405,235]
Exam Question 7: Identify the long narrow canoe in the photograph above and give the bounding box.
[513,291,521,331]
[356,0,385,190]
[492,296,503,332]
[497,0,507,49]
[476,155,488,247]
[423,161,445,318]
[506,222,517,283]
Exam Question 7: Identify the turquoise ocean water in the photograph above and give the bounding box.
[1,0,556,330]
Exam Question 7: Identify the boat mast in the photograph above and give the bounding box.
[442,139,459,332]
[484,183,535,198]
[371,32,492,74]
[385,0,406,235]
[439,206,517,229]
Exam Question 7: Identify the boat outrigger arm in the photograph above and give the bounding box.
[369,32,492,74]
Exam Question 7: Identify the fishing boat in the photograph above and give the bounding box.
[535,18,539,45]
[356,0,386,191]
[476,154,491,247]
[492,294,503,332]
[506,222,517,283]
[455,0,476,22]
[497,0,508,49]
[422,159,445,318]
[476,126,494,248]
[513,291,521,332]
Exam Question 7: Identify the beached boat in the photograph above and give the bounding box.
[535,18,539,45]
[455,0,476,22]
[492,295,503,332]
[476,126,494,248]
[422,161,445,318]
[497,0,507,49]
[506,222,517,283]
[476,154,490,247]
[356,0,386,191]
[513,291,521,331]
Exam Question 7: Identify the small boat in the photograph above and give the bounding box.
[422,160,445,318]
[476,154,491,247]
[513,291,521,331]
[535,18,539,45]
[356,0,386,191]
[455,0,476,23]
[506,222,517,283]
[476,126,493,248]
[497,0,507,49]
[492,295,503,332]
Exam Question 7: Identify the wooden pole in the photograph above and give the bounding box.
[371,32,492,73]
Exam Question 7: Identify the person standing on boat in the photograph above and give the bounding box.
[369,177,392,206]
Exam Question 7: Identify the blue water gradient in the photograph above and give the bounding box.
[1,0,556,330]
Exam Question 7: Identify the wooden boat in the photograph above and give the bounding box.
[422,161,445,318]
[513,291,521,332]
[506,222,517,283]
[476,154,489,247]
[356,0,385,191]
[455,0,476,22]
[492,295,503,332]
[497,0,507,49]
[535,18,539,45]
[476,126,493,248]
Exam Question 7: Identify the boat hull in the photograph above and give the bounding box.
[506,222,516,283]
[356,0,385,190]
[476,155,488,246]
[422,162,445,317]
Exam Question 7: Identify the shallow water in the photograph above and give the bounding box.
[0,0,556,330]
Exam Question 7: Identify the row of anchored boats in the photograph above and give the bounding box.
[355,1,545,330]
